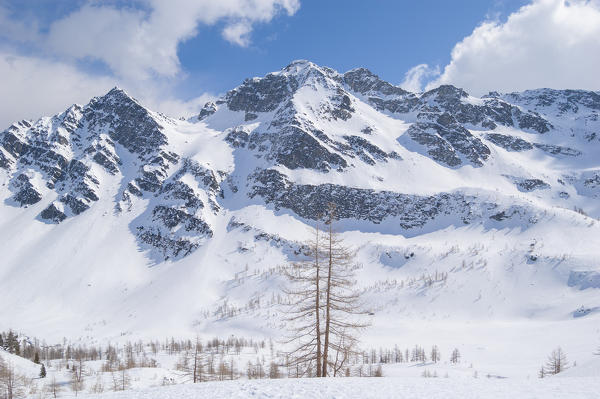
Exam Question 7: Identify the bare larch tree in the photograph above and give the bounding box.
[321,203,369,377]
[283,203,369,378]
[282,220,324,377]
[544,347,568,375]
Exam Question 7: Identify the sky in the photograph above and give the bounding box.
[0,0,599,128]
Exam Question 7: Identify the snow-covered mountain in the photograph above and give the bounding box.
[1,61,599,371]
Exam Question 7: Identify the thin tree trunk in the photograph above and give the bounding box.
[315,223,322,377]
[322,220,333,377]
[193,344,198,383]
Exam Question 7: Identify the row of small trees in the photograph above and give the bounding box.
[342,346,462,366]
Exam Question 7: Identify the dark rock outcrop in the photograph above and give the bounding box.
[249,169,535,229]
[11,174,42,206]
[485,134,534,152]
[406,113,490,167]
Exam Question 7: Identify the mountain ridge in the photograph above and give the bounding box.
[0,60,599,343]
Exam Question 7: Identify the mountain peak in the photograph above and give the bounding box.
[280,59,339,83]
[108,86,126,94]
[223,60,342,114]
[283,59,314,70]
[344,66,375,77]
[97,86,139,106]
[343,67,408,96]
[422,84,469,99]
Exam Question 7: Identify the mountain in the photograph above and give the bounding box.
[1,61,599,368]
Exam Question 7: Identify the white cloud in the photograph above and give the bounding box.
[124,77,217,120]
[45,0,300,80]
[151,94,217,120]
[400,64,440,93]
[0,50,114,129]
[0,48,219,129]
[222,21,254,47]
[425,0,600,94]
[0,0,299,127]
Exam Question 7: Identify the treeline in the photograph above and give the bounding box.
[173,340,464,382]
[359,345,456,365]
[1,328,107,364]
[0,329,277,372]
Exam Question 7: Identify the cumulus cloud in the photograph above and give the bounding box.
[0,50,114,129]
[149,94,217,120]
[425,0,600,94]
[400,64,440,93]
[0,0,299,127]
[0,48,218,129]
[222,21,254,47]
[45,0,300,80]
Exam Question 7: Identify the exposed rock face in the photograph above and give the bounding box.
[502,89,600,141]
[227,74,296,113]
[136,202,212,260]
[248,169,537,229]
[337,75,554,167]
[0,88,190,253]
[485,134,534,152]
[342,135,400,165]
[505,176,551,192]
[321,88,355,121]
[516,111,552,134]
[0,88,180,225]
[133,158,221,260]
[248,125,348,172]
[406,113,490,167]
[1,106,103,222]
[343,68,410,97]
[342,74,553,134]
[484,133,581,157]
[40,202,67,223]
[86,89,180,196]
[11,174,42,206]
[198,102,217,121]
[0,62,596,261]
[86,88,168,158]
[417,86,552,133]
[54,159,101,216]
[532,143,581,157]
[503,89,600,115]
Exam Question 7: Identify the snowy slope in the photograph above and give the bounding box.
[0,348,40,379]
[1,60,600,376]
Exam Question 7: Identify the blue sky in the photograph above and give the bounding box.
[0,0,598,126]
[4,0,530,95]
[175,0,530,96]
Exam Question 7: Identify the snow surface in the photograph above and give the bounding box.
[74,377,600,399]
[3,345,600,399]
